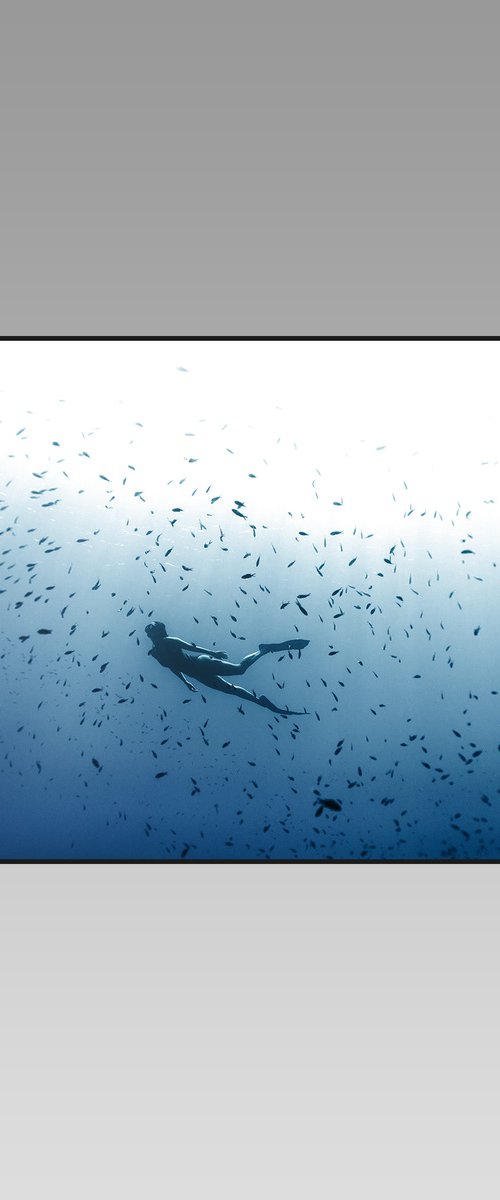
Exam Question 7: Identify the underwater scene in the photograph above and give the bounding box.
[1,338,499,860]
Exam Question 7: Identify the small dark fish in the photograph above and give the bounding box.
[155,771,168,779]
[37,628,52,635]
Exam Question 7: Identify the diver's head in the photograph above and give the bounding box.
[145,621,167,643]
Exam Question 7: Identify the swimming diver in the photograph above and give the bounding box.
[145,622,310,716]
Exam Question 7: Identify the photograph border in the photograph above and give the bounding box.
[1,334,498,864]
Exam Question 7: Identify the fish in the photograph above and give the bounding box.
[315,798,342,813]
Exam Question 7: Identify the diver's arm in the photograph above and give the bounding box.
[169,637,227,658]
[192,645,228,659]
[172,669,198,692]
[191,643,228,658]
[164,636,208,653]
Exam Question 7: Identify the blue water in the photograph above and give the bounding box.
[1,341,499,859]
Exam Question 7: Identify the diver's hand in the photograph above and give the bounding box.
[212,651,228,660]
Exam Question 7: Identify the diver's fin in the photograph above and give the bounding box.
[259,639,310,653]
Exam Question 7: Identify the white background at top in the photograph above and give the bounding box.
[1,338,499,526]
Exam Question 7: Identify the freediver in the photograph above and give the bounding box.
[144,622,310,716]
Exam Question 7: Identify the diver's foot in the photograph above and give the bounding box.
[257,700,308,716]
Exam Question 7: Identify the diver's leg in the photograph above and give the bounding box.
[192,644,309,678]
[188,653,262,679]
[189,654,228,676]
[215,645,307,675]
[217,651,263,676]
[200,674,306,716]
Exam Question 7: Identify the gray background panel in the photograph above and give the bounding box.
[0,1,498,334]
